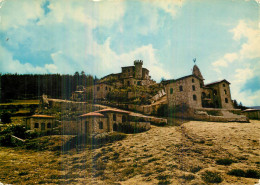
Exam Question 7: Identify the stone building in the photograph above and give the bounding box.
[25,115,55,131]
[93,83,114,100]
[78,108,151,135]
[164,64,234,110]
[71,60,156,101]
[100,60,156,87]
[78,109,130,135]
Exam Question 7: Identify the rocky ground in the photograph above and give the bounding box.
[0,120,259,184]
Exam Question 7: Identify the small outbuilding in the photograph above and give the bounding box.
[25,115,55,131]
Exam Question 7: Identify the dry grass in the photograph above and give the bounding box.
[0,100,39,105]
[0,120,259,184]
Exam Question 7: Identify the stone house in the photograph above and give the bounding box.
[78,108,151,135]
[93,83,114,100]
[25,115,55,131]
[164,64,234,110]
[78,109,130,135]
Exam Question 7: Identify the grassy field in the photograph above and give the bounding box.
[0,100,39,105]
[0,120,259,184]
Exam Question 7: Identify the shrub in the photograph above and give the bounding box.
[216,158,235,166]
[1,112,12,124]
[179,174,195,181]
[201,171,223,183]
[227,169,245,177]
[190,166,202,173]
[206,110,222,116]
[228,169,260,179]
[245,169,260,179]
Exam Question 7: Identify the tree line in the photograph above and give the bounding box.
[0,72,97,102]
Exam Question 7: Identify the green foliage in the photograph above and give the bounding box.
[206,110,222,116]
[156,104,168,117]
[179,174,195,181]
[117,123,147,133]
[216,158,236,166]
[1,73,94,102]
[150,121,167,127]
[1,112,12,124]
[201,171,223,183]
[228,169,260,179]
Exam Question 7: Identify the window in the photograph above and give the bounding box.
[113,114,116,121]
[85,121,89,133]
[223,84,226,87]
[122,115,127,122]
[99,121,103,129]
[113,123,118,131]
[41,123,45,130]
[192,85,196,91]
[109,87,111,91]
[225,98,228,103]
[97,86,100,91]
[170,88,173,94]
[224,89,227,94]
[192,78,194,83]
[213,90,217,95]
[105,86,107,90]
[179,85,183,91]
[200,83,203,88]
[202,92,206,98]
[193,94,197,101]
[34,122,39,128]
[47,123,51,129]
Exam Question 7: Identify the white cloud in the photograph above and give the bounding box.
[38,0,125,28]
[211,20,260,106]
[0,0,45,30]
[230,20,260,59]
[0,43,56,74]
[89,38,171,81]
[148,0,184,17]
[212,52,238,68]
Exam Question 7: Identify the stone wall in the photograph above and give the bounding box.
[79,117,109,135]
[166,76,202,109]
[94,84,113,99]
[128,121,151,131]
[242,110,260,120]
[27,118,54,131]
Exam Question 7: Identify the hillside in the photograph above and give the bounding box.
[0,120,259,184]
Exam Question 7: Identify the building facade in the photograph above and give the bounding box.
[164,64,234,110]
[25,115,55,131]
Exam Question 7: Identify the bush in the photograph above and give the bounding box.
[216,158,235,166]
[201,171,223,183]
[228,169,260,179]
[1,112,12,124]
[118,123,147,133]
[150,121,167,127]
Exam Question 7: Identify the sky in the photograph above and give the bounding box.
[0,0,259,106]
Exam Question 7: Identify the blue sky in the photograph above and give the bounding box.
[0,0,259,106]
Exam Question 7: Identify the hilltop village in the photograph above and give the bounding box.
[24,60,249,136]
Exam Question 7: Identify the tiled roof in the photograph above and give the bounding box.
[205,79,230,86]
[31,115,55,118]
[162,74,202,85]
[79,112,105,117]
[96,108,130,114]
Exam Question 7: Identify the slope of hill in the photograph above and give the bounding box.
[0,120,259,184]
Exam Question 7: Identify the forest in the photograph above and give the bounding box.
[0,72,96,102]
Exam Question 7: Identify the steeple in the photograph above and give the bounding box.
[192,60,204,80]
